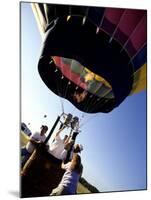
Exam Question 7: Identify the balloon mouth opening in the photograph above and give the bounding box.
[38,14,134,113]
[51,56,115,102]
[43,56,115,113]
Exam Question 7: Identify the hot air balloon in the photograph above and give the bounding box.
[31,3,146,114]
[21,3,147,198]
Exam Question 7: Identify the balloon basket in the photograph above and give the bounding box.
[21,146,64,198]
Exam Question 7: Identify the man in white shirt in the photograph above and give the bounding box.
[21,125,48,168]
[48,127,74,160]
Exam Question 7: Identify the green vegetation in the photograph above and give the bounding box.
[77,182,91,194]
[21,131,29,146]
[78,177,100,193]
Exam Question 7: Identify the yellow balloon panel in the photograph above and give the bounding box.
[130,63,146,95]
[32,3,146,98]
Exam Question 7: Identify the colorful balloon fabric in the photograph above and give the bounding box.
[32,4,146,113]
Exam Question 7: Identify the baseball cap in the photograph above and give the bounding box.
[41,125,48,131]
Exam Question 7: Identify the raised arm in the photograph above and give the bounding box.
[61,161,71,170]
[55,126,66,137]
[64,130,72,144]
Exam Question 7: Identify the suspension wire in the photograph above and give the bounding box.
[84,94,96,112]
[120,14,146,53]
[80,72,95,112]
[76,93,98,128]
[88,90,112,113]
[80,90,101,128]
[58,58,71,113]
[81,80,97,112]
[65,59,83,101]
[70,106,77,115]
[70,104,86,127]
[62,79,71,113]
[61,58,72,102]
[109,9,126,43]
[79,90,112,127]
[83,81,103,112]
[63,80,70,100]
[79,113,98,128]
[84,75,112,113]
[60,98,65,114]
[64,59,86,116]
[84,89,104,113]
[79,112,86,125]
[50,57,65,114]
[87,96,100,113]
[81,89,93,112]
[83,70,110,112]
[70,66,86,116]
[89,61,142,113]
[56,72,65,114]
[62,7,75,106]
[128,42,146,65]
[82,7,89,25]
[89,90,111,112]
[80,92,112,128]
[90,98,110,114]
[89,67,141,113]
[68,6,72,16]
[59,58,66,97]
[96,8,106,34]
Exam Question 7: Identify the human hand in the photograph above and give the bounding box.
[64,140,74,150]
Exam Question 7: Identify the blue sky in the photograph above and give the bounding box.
[21,2,146,192]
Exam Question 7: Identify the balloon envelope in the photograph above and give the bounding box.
[31,3,147,113]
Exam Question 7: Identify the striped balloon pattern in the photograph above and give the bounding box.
[32,4,147,113]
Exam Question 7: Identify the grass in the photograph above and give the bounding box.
[21,131,30,146]
[77,182,91,194]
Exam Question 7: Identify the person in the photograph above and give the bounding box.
[64,143,84,163]
[21,125,48,168]
[73,144,83,153]
[48,127,74,160]
[50,153,83,195]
